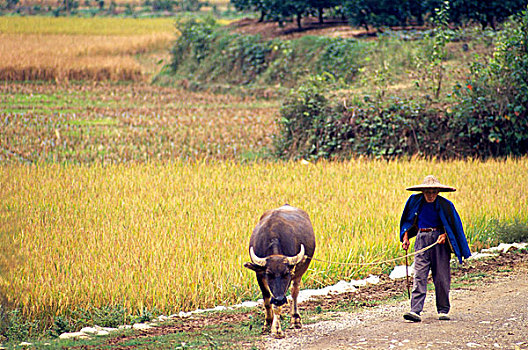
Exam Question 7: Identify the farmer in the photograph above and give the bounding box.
[400,175,471,322]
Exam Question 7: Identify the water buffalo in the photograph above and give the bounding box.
[244,205,316,338]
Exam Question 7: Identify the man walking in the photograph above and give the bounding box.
[400,175,471,322]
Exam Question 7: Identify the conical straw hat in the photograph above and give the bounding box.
[406,175,456,192]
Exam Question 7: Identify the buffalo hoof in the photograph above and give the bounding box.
[271,321,284,338]
[291,314,302,329]
[291,320,302,329]
[271,330,285,339]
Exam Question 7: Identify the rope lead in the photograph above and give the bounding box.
[311,241,439,266]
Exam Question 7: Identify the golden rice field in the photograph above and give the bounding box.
[0,17,176,82]
[1,159,527,321]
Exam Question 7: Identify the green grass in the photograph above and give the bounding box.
[1,91,116,114]
[6,309,266,349]
[1,88,278,115]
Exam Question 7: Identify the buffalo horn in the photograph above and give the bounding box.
[286,244,305,265]
[249,246,267,266]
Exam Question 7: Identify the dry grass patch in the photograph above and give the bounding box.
[0,17,175,82]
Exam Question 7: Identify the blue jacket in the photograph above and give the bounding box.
[400,193,471,263]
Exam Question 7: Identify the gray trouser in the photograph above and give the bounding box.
[411,229,451,314]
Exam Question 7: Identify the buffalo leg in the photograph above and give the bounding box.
[271,305,284,338]
[290,277,302,328]
[257,276,273,330]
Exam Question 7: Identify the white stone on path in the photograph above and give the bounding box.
[466,342,482,348]
[366,275,380,284]
[99,326,118,333]
[59,332,89,340]
[481,242,527,254]
[156,315,169,322]
[80,327,98,335]
[133,323,152,330]
[237,301,260,308]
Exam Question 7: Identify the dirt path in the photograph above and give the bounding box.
[264,260,528,350]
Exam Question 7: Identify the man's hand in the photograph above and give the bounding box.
[437,233,447,244]
[402,232,410,251]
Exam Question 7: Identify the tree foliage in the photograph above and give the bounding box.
[274,9,528,160]
[451,7,528,156]
[231,0,528,30]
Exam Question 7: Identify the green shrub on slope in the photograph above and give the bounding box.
[168,18,368,88]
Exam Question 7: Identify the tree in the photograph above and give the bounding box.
[344,0,411,31]
[4,0,20,10]
[452,7,528,156]
[407,0,427,25]
[180,0,202,11]
[447,0,528,29]
[308,0,341,23]
[230,0,272,22]
[289,0,310,28]
[260,0,309,28]
[343,0,372,31]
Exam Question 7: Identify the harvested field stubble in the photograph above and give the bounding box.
[1,83,278,162]
[1,159,527,321]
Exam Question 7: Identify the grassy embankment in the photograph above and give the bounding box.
[166,17,496,101]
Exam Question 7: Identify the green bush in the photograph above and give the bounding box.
[180,0,202,11]
[171,18,272,85]
[216,34,275,83]
[0,304,157,341]
[167,19,369,88]
[261,36,324,86]
[171,17,220,73]
[274,75,335,160]
[450,8,528,157]
[494,219,528,244]
[274,74,460,160]
[0,308,39,343]
[89,305,128,328]
[151,0,174,11]
[316,37,364,83]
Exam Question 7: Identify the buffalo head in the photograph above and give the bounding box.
[244,244,305,306]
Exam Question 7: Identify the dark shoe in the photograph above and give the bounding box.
[438,313,450,320]
[403,311,421,322]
